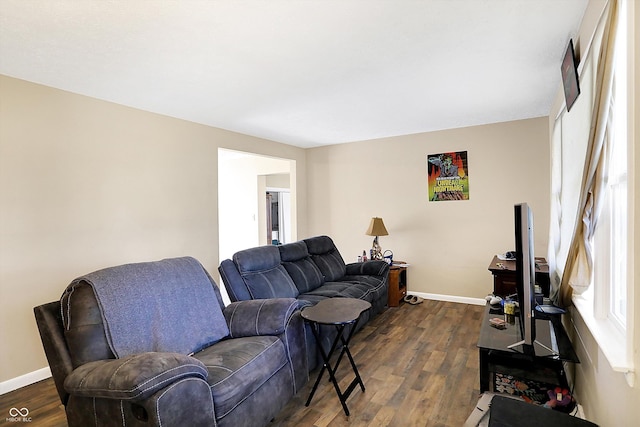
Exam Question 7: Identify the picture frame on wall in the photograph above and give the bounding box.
[426,151,469,202]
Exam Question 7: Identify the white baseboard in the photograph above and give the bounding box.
[0,367,51,395]
[413,291,486,306]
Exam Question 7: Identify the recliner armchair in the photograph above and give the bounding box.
[33,257,307,427]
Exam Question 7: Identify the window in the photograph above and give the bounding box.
[592,0,629,333]
[607,0,628,328]
[573,0,633,385]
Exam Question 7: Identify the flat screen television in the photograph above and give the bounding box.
[510,203,536,350]
[509,203,557,355]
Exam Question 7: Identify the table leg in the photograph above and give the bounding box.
[305,318,366,417]
[306,323,351,415]
[479,348,489,393]
[337,321,365,394]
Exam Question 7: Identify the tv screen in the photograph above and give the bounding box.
[561,39,580,112]
[513,203,536,348]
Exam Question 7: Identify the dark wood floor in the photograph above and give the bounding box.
[0,300,483,427]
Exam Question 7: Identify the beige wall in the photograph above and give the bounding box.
[0,75,307,386]
[545,1,640,426]
[306,117,550,301]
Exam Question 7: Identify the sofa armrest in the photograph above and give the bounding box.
[345,260,390,276]
[219,259,252,302]
[223,298,298,338]
[64,352,207,401]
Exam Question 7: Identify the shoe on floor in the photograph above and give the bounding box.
[403,295,423,305]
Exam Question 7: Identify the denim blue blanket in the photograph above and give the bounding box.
[67,257,229,358]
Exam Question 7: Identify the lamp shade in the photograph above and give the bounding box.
[365,217,389,237]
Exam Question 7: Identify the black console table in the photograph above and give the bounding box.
[477,303,579,393]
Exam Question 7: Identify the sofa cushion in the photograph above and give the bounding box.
[278,241,309,263]
[303,236,347,282]
[342,274,387,294]
[283,258,324,294]
[192,336,288,420]
[233,245,281,273]
[243,266,299,299]
[279,242,324,294]
[233,246,299,299]
[298,281,375,303]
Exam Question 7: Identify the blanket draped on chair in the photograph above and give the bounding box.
[63,256,229,358]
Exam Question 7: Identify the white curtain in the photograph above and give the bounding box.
[553,0,619,307]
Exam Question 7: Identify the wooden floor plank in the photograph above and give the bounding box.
[1,300,483,427]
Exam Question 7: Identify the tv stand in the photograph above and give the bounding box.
[507,339,557,356]
[477,304,578,393]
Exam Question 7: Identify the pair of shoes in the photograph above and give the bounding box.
[403,295,423,305]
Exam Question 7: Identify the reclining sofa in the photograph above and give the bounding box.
[218,235,389,368]
[34,257,307,427]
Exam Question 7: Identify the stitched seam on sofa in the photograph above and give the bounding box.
[242,265,283,276]
[263,276,277,299]
[71,364,206,398]
[283,315,296,395]
[313,256,330,276]
[61,284,76,330]
[219,267,239,302]
[120,400,125,426]
[309,260,324,286]
[128,371,205,399]
[363,279,385,291]
[213,359,288,419]
[289,262,310,290]
[130,364,207,395]
[227,304,239,338]
[279,267,300,296]
[156,378,213,427]
[343,277,385,291]
[329,251,344,272]
[315,251,345,281]
[208,338,282,388]
[109,354,140,389]
[75,358,104,390]
[285,300,296,323]
[340,287,372,300]
[238,272,260,300]
[245,282,257,299]
[255,300,266,335]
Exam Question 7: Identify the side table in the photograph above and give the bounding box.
[488,255,550,297]
[388,262,408,307]
[301,298,371,416]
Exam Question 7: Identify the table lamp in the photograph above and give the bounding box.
[365,217,388,260]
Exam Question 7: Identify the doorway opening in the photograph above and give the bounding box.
[267,189,291,245]
[218,149,296,263]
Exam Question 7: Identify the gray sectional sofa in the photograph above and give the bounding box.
[218,235,390,368]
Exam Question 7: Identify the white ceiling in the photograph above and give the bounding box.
[0,0,588,148]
